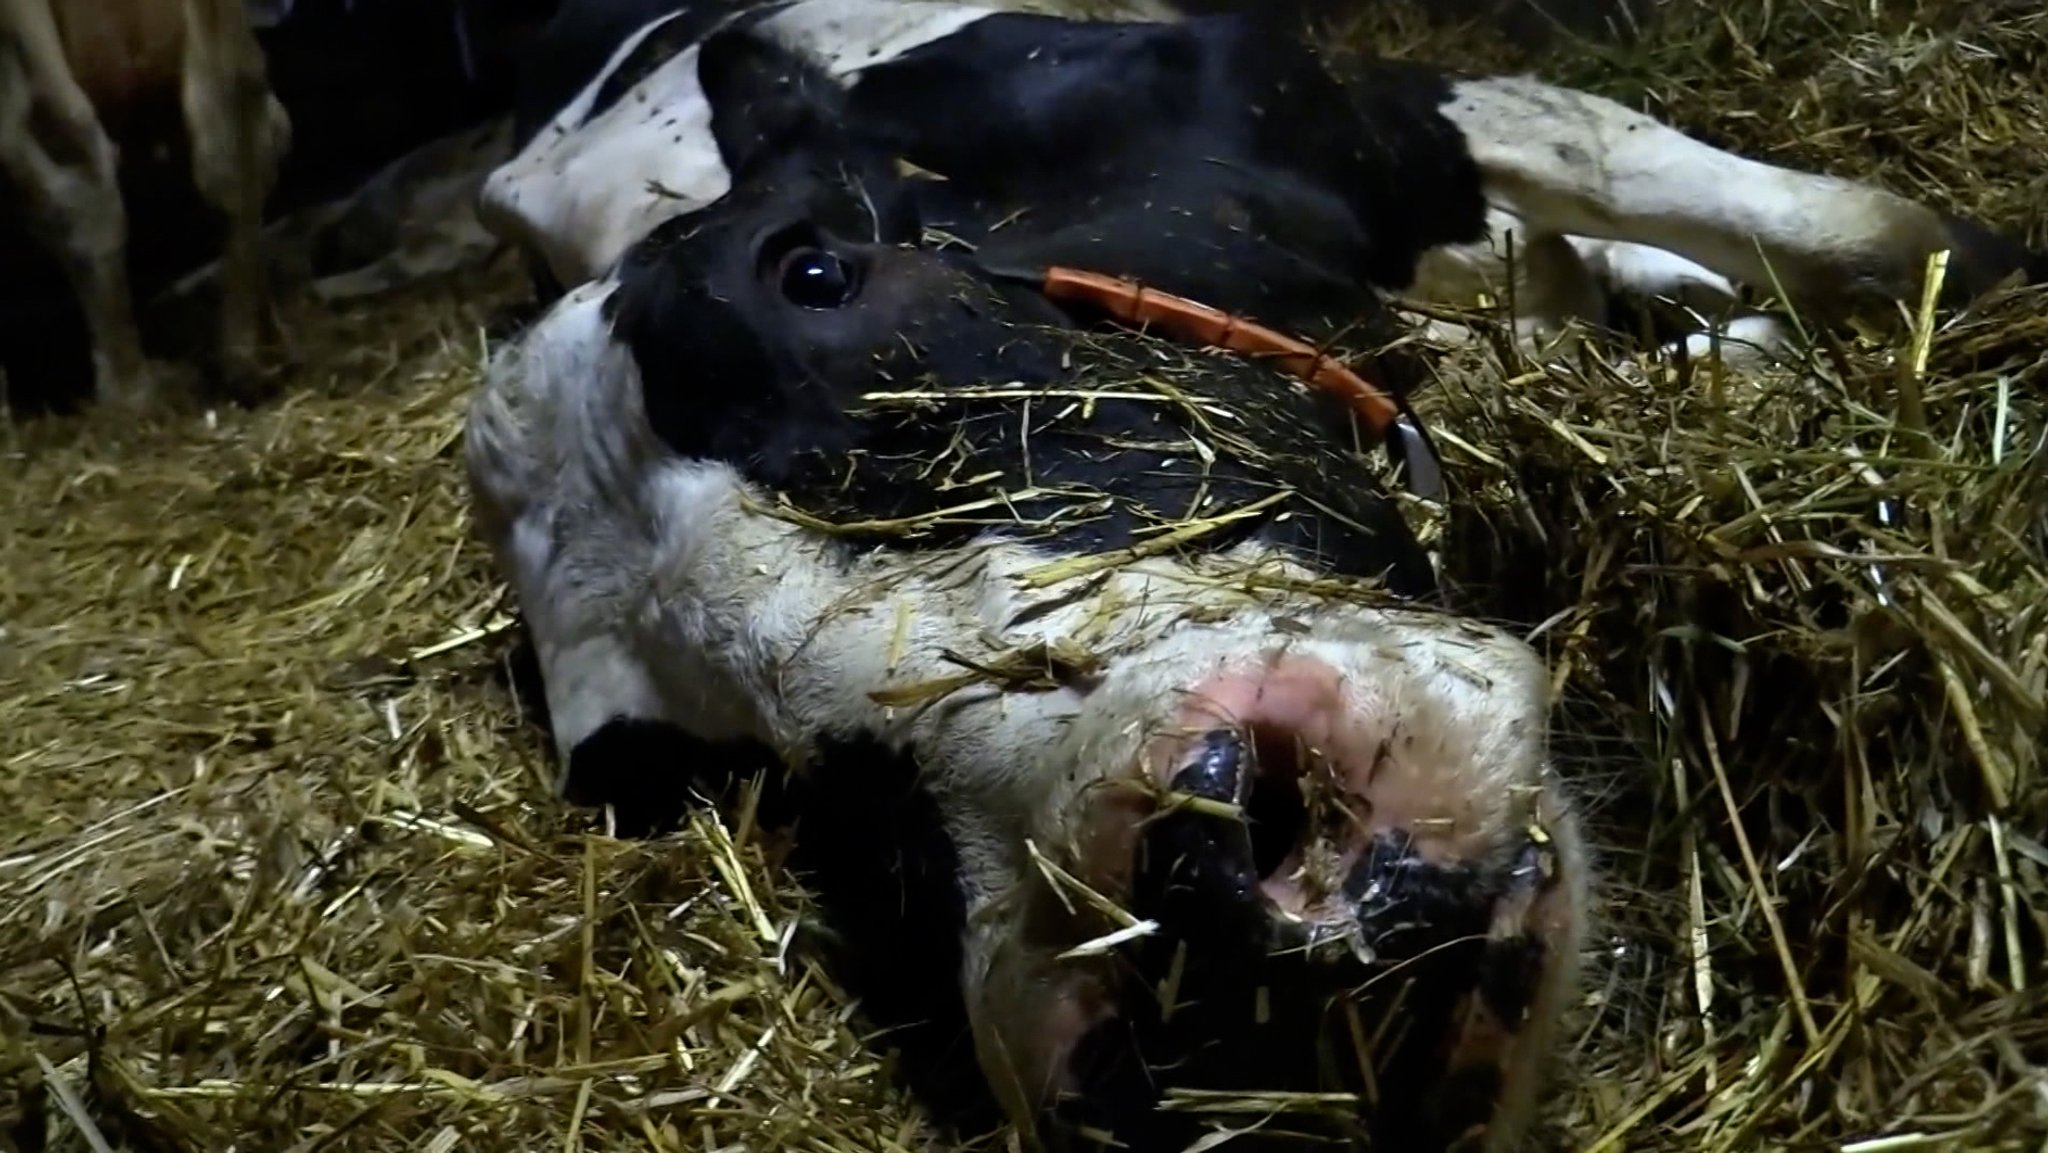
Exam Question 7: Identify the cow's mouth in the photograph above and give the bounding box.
[1038,652,1578,1152]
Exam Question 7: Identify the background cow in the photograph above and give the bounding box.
[0,0,554,417]
[0,0,290,410]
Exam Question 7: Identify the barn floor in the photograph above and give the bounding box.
[4,0,2045,1150]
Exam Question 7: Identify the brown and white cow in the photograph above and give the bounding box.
[0,0,290,409]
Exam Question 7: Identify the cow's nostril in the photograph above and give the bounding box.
[1245,727,1309,883]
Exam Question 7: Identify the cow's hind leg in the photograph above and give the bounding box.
[0,0,170,409]
[1440,74,2044,316]
[178,0,291,392]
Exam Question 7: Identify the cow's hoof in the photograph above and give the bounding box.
[213,339,288,406]
[560,715,708,838]
[98,358,202,416]
[1089,653,1583,1151]
[1128,727,1270,953]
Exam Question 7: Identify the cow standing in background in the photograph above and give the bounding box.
[0,0,292,409]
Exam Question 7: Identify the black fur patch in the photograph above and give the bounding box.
[849,13,1489,307]
[557,717,997,1135]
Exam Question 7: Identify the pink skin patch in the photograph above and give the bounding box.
[1144,652,1496,922]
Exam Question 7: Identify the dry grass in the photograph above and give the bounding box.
[1346,2,2048,1147]
[0,264,938,1153]
[4,0,2045,1150]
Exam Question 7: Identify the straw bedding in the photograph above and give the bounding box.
[4,0,2043,1149]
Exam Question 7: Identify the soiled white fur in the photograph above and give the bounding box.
[1408,206,1801,368]
[465,277,1588,1145]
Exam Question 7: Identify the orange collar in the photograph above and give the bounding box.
[1035,266,1401,443]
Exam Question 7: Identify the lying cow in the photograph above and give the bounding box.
[0,0,293,409]
[467,16,1594,1152]
[478,0,2043,369]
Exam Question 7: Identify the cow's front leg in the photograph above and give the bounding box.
[180,0,293,395]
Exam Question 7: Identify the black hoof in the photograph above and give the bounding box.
[1937,211,2048,303]
[561,715,777,839]
[1171,727,1254,806]
[1341,830,1510,965]
[1130,728,1268,950]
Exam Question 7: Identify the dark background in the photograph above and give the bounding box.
[0,0,1648,415]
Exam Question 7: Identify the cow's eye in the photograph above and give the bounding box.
[776,247,859,309]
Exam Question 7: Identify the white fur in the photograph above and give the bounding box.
[1436,73,1955,304]
[1398,73,1964,362]
[464,269,1583,1140]
[1409,205,1800,369]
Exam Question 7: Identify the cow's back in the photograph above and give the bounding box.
[47,0,190,137]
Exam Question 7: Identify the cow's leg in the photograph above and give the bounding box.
[1411,206,1816,370]
[1572,235,1743,311]
[1439,74,2041,314]
[1409,206,1609,357]
[178,0,291,389]
[1573,238,1800,368]
[958,635,1591,1153]
[0,0,165,408]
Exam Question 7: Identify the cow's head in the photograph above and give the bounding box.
[602,25,1083,482]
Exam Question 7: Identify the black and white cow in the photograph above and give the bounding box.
[464,2,2040,1150]
[467,11,1585,1152]
[478,0,2043,370]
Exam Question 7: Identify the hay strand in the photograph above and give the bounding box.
[7,0,2048,1148]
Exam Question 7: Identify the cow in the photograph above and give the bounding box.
[463,1,2041,1149]
[0,0,293,410]
[465,15,1595,1152]
[477,0,2044,372]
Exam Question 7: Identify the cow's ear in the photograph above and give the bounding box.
[697,26,849,174]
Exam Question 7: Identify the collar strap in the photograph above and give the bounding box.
[1037,266,1402,443]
